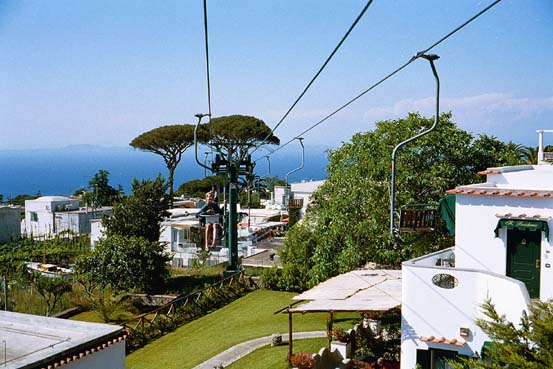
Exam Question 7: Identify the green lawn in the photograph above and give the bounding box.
[226,337,327,369]
[70,310,104,323]
[126,290,357,369]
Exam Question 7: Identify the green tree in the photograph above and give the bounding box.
[9,194,39,207]
[450,300,553,369]
[103,176,169,242]
[130,124,206,200]
[275,221,316,291]
[83,169,122,207]
[176,175,225,198]
[281,113,524,288]
[29,273,72,316]
[262,176,285,192]
[75,234,171,294]
[207,115,279,157]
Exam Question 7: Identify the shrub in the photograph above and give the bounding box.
[260,266,281,290]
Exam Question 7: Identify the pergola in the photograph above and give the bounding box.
[277,268,402,358]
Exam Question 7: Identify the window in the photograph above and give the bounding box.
[30,212,38,222]
[417,348,459,369]
[432,274,459,289]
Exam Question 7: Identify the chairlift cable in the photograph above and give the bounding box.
[250,0,375,156]
[255,0,503,161]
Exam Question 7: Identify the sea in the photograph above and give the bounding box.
[0,145,330,197]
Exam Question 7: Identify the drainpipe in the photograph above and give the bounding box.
[390,54,440,238]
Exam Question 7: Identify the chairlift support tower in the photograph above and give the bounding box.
[194,114,254,272]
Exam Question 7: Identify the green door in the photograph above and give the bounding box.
[506,229,541,298]
[432,349,457,369]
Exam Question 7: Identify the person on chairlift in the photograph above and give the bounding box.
[196,192,222,250]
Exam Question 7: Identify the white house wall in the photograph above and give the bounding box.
[52,341,125,369]
[455,194,553,300]
[488,166,551,190]
[401,262,529,369]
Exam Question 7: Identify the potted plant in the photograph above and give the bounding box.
[289,352,313,369]
[331,327,352,359]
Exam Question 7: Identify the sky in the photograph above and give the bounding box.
[1,0,552,153]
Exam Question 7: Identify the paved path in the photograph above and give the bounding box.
[191,331,326,369]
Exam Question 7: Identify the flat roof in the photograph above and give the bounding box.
[290,268,401,313]
[0,311,123,369]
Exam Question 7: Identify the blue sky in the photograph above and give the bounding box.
[1,0,552,151]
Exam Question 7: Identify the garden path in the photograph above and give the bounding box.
[191,330,326,369]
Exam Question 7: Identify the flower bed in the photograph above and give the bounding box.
[289,352,313,369]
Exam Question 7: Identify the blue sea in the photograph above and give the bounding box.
[0,145,330,197]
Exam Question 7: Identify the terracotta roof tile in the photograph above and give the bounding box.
[447,188,553,198]
[420,336,465,346]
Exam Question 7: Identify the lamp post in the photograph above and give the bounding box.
[389,54,440,238]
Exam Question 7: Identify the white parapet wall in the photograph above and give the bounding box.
[401,254,530,369]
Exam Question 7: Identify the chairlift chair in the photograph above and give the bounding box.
[399,204,437,232]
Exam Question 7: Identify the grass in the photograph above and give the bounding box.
[126,289,358,369]
[70,310,104,323]
[226,337,327,369]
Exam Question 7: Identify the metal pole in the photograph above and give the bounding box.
[265,156,271,177]
[284,138,305,208]
[285,138,305,188]
[193,113,212,173]
[390,54,440,238]
[227,163,239,271]
[203,152,209,177]
[2,276,7,311]
[288,308,293,367]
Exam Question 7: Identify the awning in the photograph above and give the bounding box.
[494,219,550,241]
[438,194,455,236]
[481,341,494,359]
[289,268,401,313]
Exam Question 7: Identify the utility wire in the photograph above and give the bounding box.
[256,0,503,161]
[251,0,375,156]
[202,0,212,120]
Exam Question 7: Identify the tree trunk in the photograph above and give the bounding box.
[168,166,175,206]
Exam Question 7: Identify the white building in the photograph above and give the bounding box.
[401,132,553,368]
[0,205,21,243]
[160,207,285,268]
[160,209,202,267]
[271,179,325,212]
[0,310,125,369]
[23,196,111,238]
